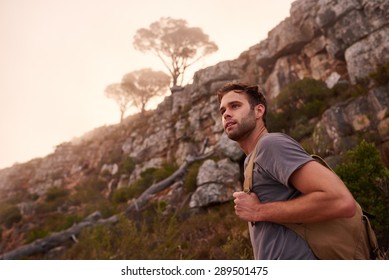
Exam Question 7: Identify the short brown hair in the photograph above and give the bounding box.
[217,82,267,126]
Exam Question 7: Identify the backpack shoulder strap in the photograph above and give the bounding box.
[311,154,334,172]
[243,146,257,194]
[244,151,329,193]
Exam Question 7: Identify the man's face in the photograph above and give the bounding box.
[219,90,256,142]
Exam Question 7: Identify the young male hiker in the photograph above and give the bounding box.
[217,82,357,260]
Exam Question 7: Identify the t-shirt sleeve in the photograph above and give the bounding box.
[256,134,314,187]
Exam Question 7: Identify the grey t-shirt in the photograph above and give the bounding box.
[245,133,317,260]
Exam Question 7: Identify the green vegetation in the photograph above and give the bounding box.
[61,202,252,260]
[69,181,117,219]
[183,161,202,193]
[267,77,369,142]
[45,187,69,202]
[335,140,389,247]
[25,228,50,244]
[0,203,22,228]
[111,162,178,204]
[111,187,132,204]
[268,78,331,138]
[335,141,389,224]
[35,186,70,215]
[120,156,136,175]
[25,212,85,244]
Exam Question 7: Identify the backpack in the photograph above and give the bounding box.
[243,148,384,260]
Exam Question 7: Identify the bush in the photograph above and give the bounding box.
[276,78,331,119]
[268,77,373,138]
[289,118,315,141]
[62,202,252,260]
[25,228,50,244]
[222,234,252,260]
[112,162,178,203]
[183,162,202,193]
[0,204,22,228]
[120,156,136,175]
[335,140,389,248]
[68,182,117,218]
[36,187,70,215]
[45,187,69,202]
[62,214,179,260]
[268,78,332,137]
[111,187,133,204]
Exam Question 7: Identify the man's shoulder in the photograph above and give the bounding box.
[258,133,303,154]
[260,132,294,146]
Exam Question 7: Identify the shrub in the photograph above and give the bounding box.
[62,214,180,260]
[335,140,389,248]
[45,187,69,202]
[120,156,136,175]
[62,202,253,260]
[152,162,178,182]
[268,77,373,137]
[25,228,50,244]
[111,187,133,204]
[222,234,252,260]
[183,162,202,193]
[289,118,315,141]
[36,187,70,215]
[0,204,22,228]
[112,162,178,203]
[276,78,331,119]
[68,182,117,218]
[268,78,332,136]
[70,185,101,206]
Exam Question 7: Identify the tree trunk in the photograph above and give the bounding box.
[0,212,118,260]
[0,140,213,259]
[125,150,213,216]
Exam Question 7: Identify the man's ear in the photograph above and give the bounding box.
[255,104,265,120]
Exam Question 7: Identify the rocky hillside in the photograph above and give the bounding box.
[0,0,388,258]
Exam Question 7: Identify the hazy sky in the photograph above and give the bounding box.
[0,0,294,169]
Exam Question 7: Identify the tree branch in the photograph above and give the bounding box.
[0,212,118,260]
[125,139,213,215]
[0,140,213,259]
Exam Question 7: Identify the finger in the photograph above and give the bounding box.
[233,191,245,198]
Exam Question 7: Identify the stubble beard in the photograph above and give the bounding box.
[225,111,257,142]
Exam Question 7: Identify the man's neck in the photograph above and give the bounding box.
[239,126,268,155]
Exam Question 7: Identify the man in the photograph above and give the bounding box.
[217,82,356,259]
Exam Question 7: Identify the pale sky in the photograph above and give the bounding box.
[0,0,294,169]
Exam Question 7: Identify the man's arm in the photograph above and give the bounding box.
[233,160,356,223]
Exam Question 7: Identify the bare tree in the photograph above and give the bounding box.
[133,17,218,86]
[121,68,170,114]
[104,83,133,123]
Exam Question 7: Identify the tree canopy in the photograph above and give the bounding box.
[104,83,133,123]
[121,68,170,114]
[105,69,170,122]
[133,17,218,86]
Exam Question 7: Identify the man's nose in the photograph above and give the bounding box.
[223,109,232,119]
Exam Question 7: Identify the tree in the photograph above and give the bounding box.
[133,17,218,86]
[104,83,133,123]
[121,68,170,114]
